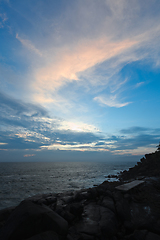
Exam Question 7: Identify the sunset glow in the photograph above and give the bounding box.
[0,0,160,161]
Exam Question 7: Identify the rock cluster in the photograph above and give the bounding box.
[118,151,160,181]
[1,151,160,240]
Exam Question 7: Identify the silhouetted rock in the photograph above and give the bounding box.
[0,200,68,240]
[0,206,15,228]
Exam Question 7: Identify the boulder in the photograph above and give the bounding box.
[99,206,118,237]
[69,203,118,239]
[0,200,68,240]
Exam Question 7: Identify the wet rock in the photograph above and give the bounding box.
[0,200,68,240]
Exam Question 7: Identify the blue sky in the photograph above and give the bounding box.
[0,0,160,162]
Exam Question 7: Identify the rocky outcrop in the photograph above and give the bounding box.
[119,151,160,181]
[1,150,160,240]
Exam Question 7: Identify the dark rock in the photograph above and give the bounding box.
[79,233,95,240]
[107,174,118,179]
[56,209,75,224]
[0,206,15,222]
[101,196,116,213]
[113,191,131,221]
[87,187,98,199]
[69,202,83,217]
[67,226,82,240]
[61,196,74,204]
[99,206,118,237]
[145,231,160,240]
[0,206,15,228]
[37,196,57,206]
[26,231,59,240]
[77,203,100,236]
[129,202,160,233]
[0,200,68,240]
[69,203,118,238]
[124,229,148,240]
[74,191,91,201]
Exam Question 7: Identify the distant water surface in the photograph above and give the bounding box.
[0,161,135,210]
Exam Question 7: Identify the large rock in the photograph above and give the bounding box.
[68,202,118,239]
[0,200,68,240]
[0,206,15,228]
[113,191,131,221]
[130,201,160,233]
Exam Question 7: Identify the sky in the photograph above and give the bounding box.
[0,0,160,162]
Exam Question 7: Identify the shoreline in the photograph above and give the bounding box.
[1,151,160,239]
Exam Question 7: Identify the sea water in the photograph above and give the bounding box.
[0,161,135,210]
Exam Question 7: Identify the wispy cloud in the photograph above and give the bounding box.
[94,94,131,108]
[24,154,35,157]
[0,0,160,160]
[16,34,42,56]
[0,13,7,28]
[135,82,145,88]
[3,0,160,108]
[33,37,137,98]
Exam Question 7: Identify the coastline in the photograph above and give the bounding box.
[1,151,160,240]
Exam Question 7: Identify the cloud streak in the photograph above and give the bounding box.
[94,95,131,108]
[16,34,42,56]
[32,37,137,101]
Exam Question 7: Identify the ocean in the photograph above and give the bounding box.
[0,161,135,210]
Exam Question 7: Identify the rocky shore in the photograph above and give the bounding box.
[1,150,160,240]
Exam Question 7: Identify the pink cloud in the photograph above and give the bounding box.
[33,37,137,102]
